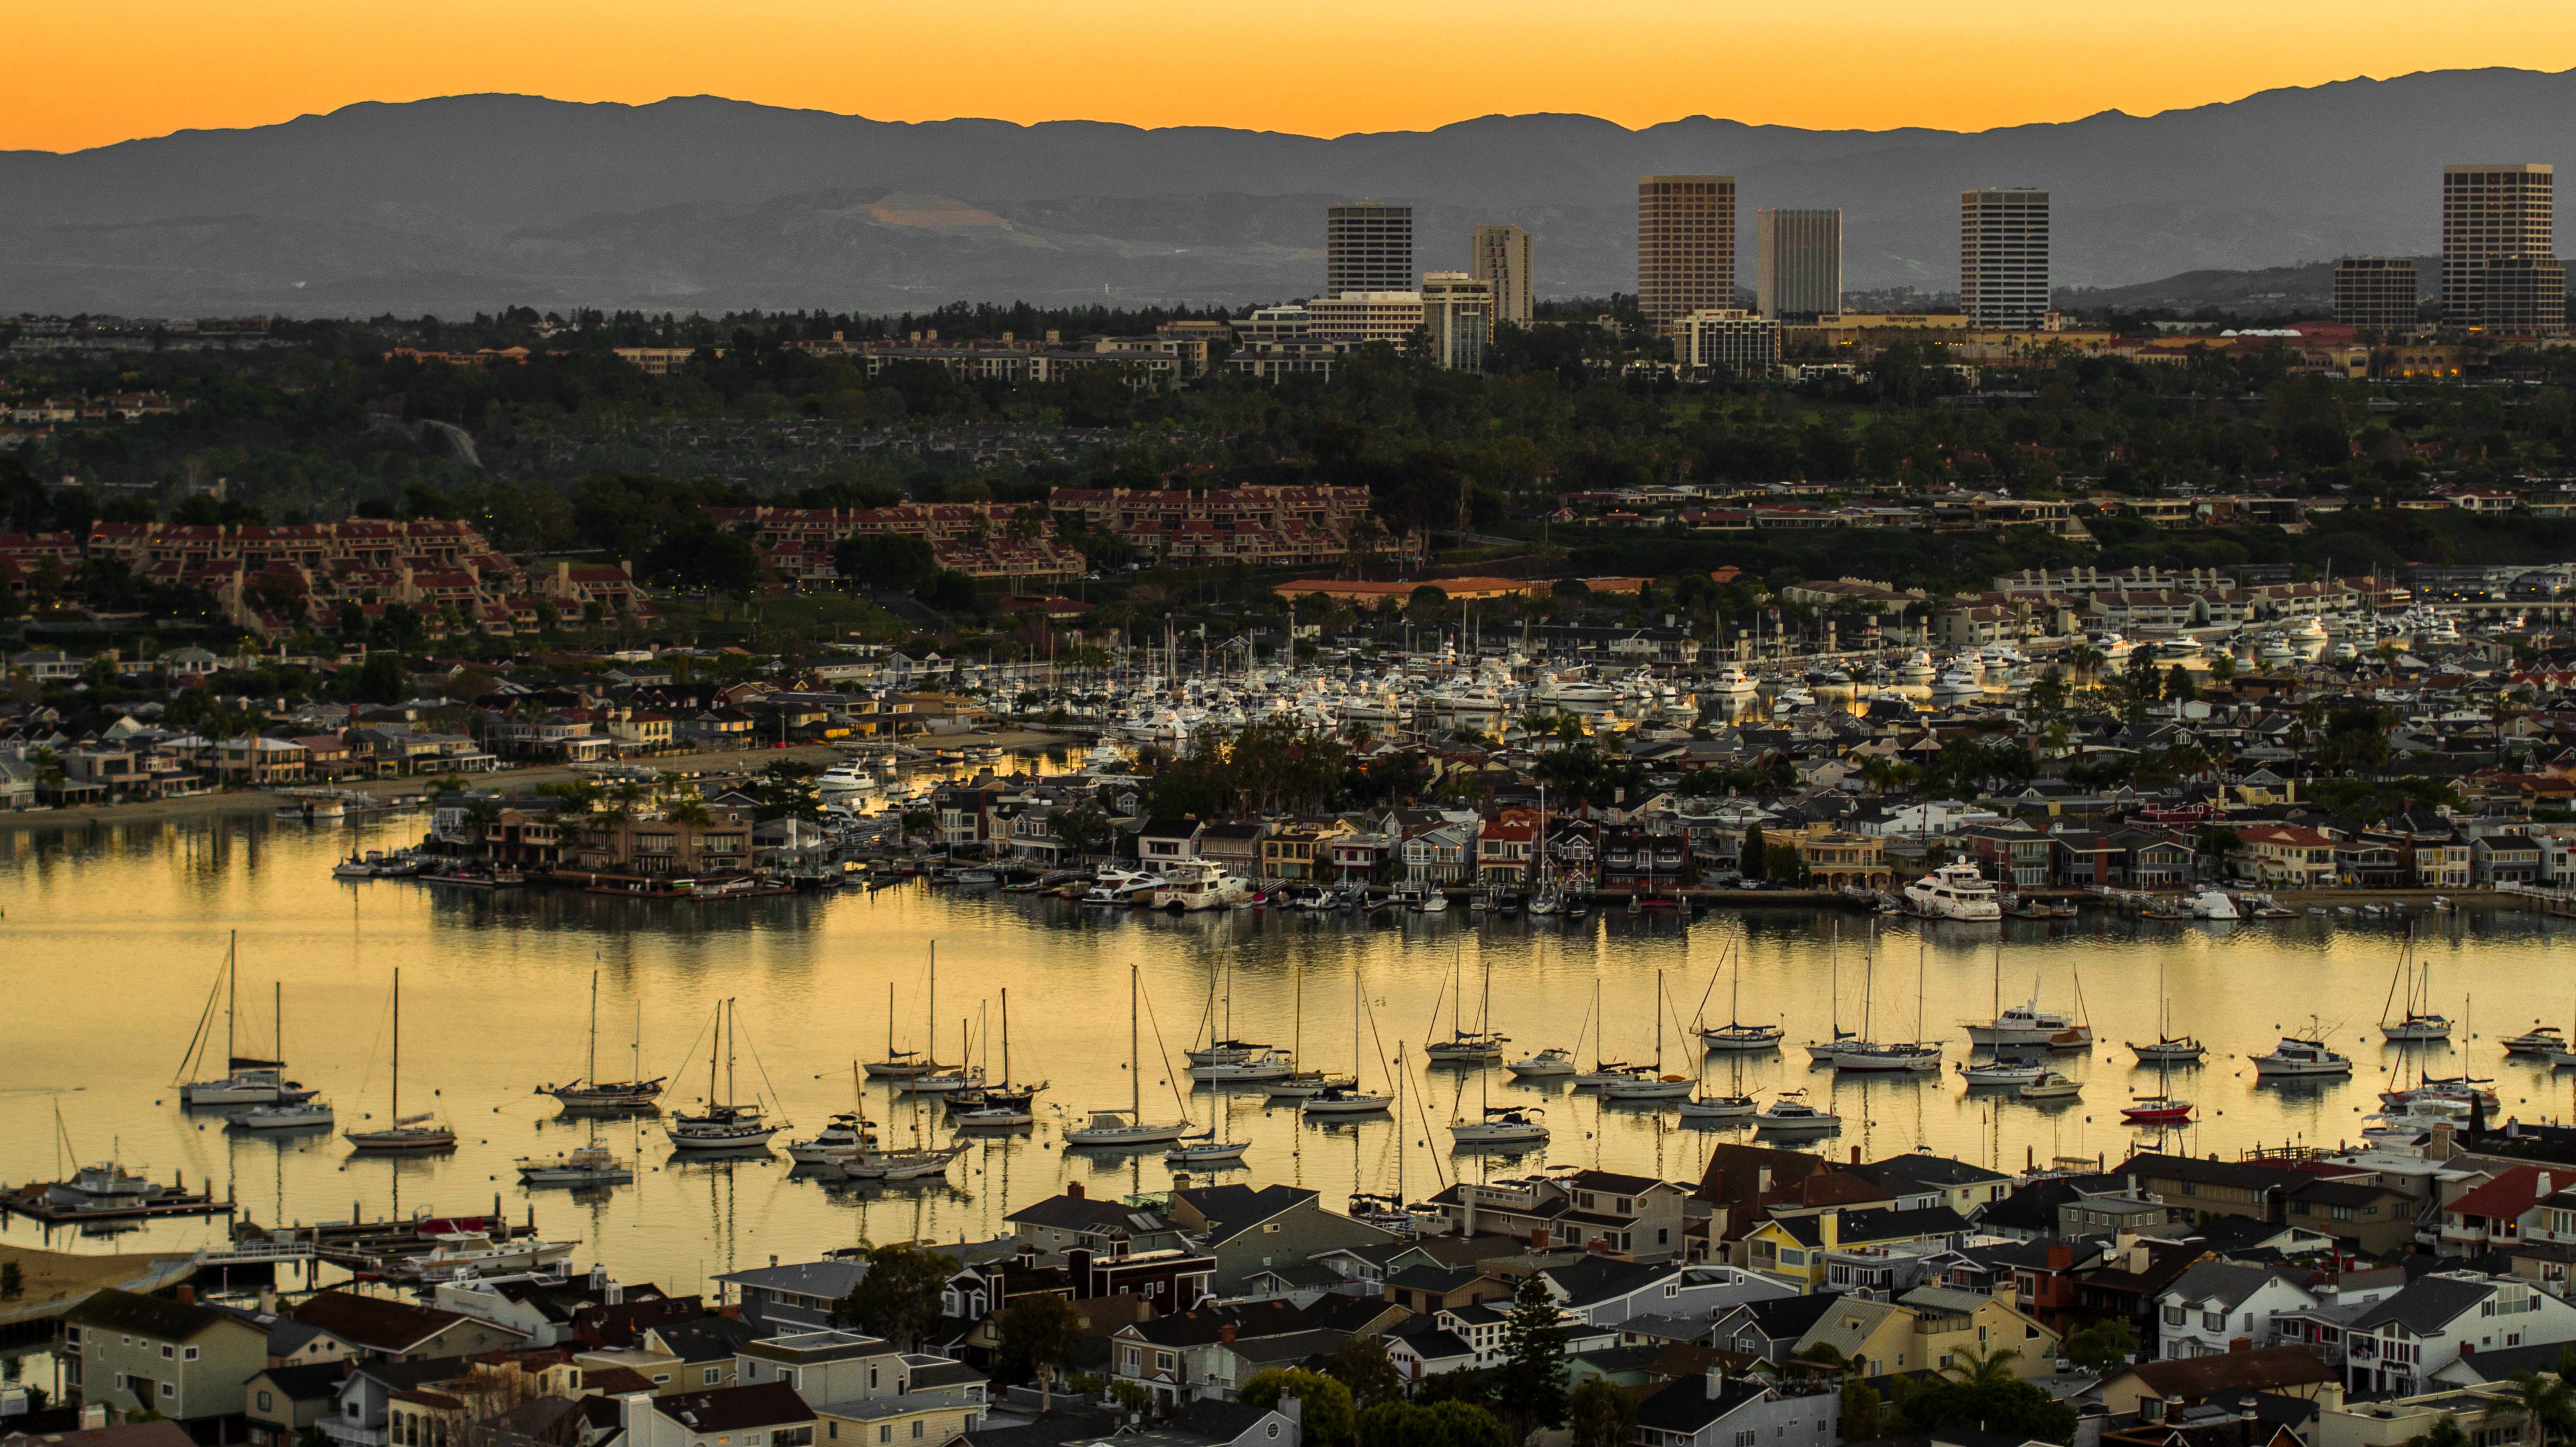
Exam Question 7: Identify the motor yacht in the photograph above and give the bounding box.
[2502,1025,2567,1056]
[2253,1034,2352,1079]
[1505,1047,1578,1078]
[785,1113,874,1164]
[1752,1094,1840,1134]
[1904,859,2003,921]
[47,1162,168,1209]
[2187,889,2241,921]
[389,1232,578,1282]
[516,1147,634,1187]
[2017,1073,2083,1102]
[224,1099,334,1131]
[1710,667,1760,696]
[1154,860,1248,913]
[1965,999,2091,1049]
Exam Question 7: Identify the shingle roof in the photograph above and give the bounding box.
[1872,1154,2011,1188]
[291,1291,477,1352]
[1631,1377,1768,1433]
[248,1363,349,1401]
[2347,1274,2503,1336]
[1730,1292,1848,1340]
[1546,1257,1674,1308]
[63,1288,248,1343]
[2115,1346,2336,1400]
[652,1382,816,1433]
[2163,1263,2297,1314]
[712,1260,869,1299]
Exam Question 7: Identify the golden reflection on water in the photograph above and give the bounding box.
[3,809,2571,1292]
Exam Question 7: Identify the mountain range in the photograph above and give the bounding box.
[2,68,2571,318]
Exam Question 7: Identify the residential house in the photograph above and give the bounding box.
[634,1382,817,1447]
[715,1261,870,1337]
[1160,1185,1397,1295]
[1740,1208,1970,1292]
[2095,1347,2340,1418]
[2158,1263,2321,1360]
[1107,1301,1315,1409]
[1897,1285,2062,1379]
[1627,1368,1840,1447]
[243,1363,344,1447]
[740,1331,987,1447]
[1195,823,1268,878]
[61,1288,269,1442]
[2233,826,2340,888]
[2338,1272,2576,1395]
[1425,1172,1696,1260]
[288,1290,533,1364]
[1135,818,1203,865]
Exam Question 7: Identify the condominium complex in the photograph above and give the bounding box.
[2442,164,2554,327]
[1959,189,2051,330]
[1670,309,1781,374]
[1421,272,1495,373]
[1756,209,1843,320]
[2473,256,2568,335]
[1472,224,1534,325]
[2333,257,2421,332]
[1326,203,1415,297]
[1638,175,1736,332]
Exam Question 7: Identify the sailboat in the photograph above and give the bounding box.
[1424,944,1505,1064]
[842,1071,966,1184]
[1681,974,1758,1119]
[1349,1043,1417,1234]
[1802,924,1859,1063]
[664,999,781,1150]
[2379,927,2453,1041]
[1832,936,1942,1072]
[1266,960,1358,1099]
[862,946,941,1077]
[1188,958,1294,1082]
[543,970,667,1110]
[1603,972,1694,1101]
[175,934,312,1106]
[1962,930,2093,1049]
[1698,926,1784,1051]
[1302,970,1394,1115]
[344,969,457,1152]
[955,991,1045,1126]
[2124,954,2205,1065]
[1065,966,1194,1146]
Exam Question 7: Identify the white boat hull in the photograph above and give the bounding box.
[1449,1124,1549,1145]
[1300,1094,1393,1115]
[225,1105,334,1130]
[666,1126,779,1151]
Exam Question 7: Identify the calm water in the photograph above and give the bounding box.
[3,809,2572,1299]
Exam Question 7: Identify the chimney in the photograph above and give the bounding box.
[1821,1212,1840,1252]
[769,1255,779,1268]
[1281,1394,1303,1447]
[591,1263,609,1292]
[2229,1337,2252,1353]
[1756,1166,1772,1194]
[260,1285,278,1316]
[607,1280,625,1307]
[1529,1228,1550,1250]
[1220,1323,1238,1344]
[175,1285,195,1305]
[1849,1147,1862,1165]
[1174,1174,1191,1192]
[81,1405,107,1430]
[1068,1182,1085,1200]
[1704,1366,1726,1400]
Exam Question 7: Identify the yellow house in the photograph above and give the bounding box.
[1792,1297,1918,1379]
[1743,1207,1966,1292]
[1897,1285,2061,1379]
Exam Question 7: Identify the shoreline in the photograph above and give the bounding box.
[0,729,1082,832]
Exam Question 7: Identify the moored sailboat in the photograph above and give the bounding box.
[344,969,457,1153]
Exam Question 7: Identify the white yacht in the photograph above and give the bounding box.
[1506,1047,1578,1078]
[516,1147,634,1187]
[389,1232,578,1283]
[2253,1033,2353,1079]
[47,1163,168,1209]
[816,762,877,795]
[2187,889,2240,921]
[1187,1051,1297,1083]
[1832,1041,1944,1073]
[1964,999,2091,1049]
[1449,1106,1549,1146]
[1896,651,1937,684]
[1710,666,1761,696]
[1903,859,2003,921]
[224,1099,334,1131]
[1153,860,1248,913]
[785,1113,873,1164]
[1752,1094,1840,1134]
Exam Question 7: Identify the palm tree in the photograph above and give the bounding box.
[2482,1367,2576,1447]
[2406,1418,2472,1447]
[1940,1344,2026,1392]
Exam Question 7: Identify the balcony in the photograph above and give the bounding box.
[317,1414,389,1447]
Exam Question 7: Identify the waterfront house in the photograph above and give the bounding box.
[635,1382,817,1447]
[244,1362,344,1447]
[61,1288,269,1440]
[569,808,755,879]
[288,1289,531,1364]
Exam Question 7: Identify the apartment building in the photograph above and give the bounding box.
[1756,209,1843,320]
[1960,189,2051,330]
[2335,257,2421,332]
[1420,272,1494,373]
[1639,176,1736,332]
[61,1288,270,1436]
[1327,203,1414,296]
[1670,309,1780,374]
[1471,224,1534,325]
[2442,164,2553,327]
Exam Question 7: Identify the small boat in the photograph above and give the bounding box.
[1188,1051,1297,1083]
[1449,1106,1549,1146]
[1678,1092,1757,1119]
[2254,1029,2352,1079]
[2128,1037,2206,1064]
[1753,1093,1840,1134]
[842,1142,966,1184]
[1067,967,1194,1147]
[544,972,667,1111]
[1699,1020,1785,1053]
[2119,1096,2194,1124]
[786,1113,874,1164]
[1835,1041,1943,1073]
[47,1162,170,1209]
[1601,1074,1694,1101]
[955,1102,1033,1128]
[2504,1025,2568,1057]
[1299,1085,1394,1115]
[1505,1047,1577,1078]
[387,1231,577,1281]
[516,1147,634,1186]
[1163,1134,1252,1165]
[2018,1072,2083,1101]
[1956,1058,2046,1086]
[665,1103,777,1151]
[345,970,457,1152]
[225,1099,335,1131]
[2186,889,2241,921]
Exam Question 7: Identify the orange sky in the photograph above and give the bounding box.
[8,0,2575,153]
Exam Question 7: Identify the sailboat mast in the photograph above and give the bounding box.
[227,932,238,1066]
[391,967,401,1121]
[708,1001,720,1104]
[1130,966,1142,1119]
[929,943,938,1066]
[1001,989,1011,1085]
[274,981,282,1068]
[588,971,599,1085]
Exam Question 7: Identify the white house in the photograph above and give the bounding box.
[2156,1261,2319,1359]
[2340,1272,2576,1396]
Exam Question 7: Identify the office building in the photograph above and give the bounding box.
[1959,189,2051,330]
[1671,309,1780,374]
[1421,272,1494,372]
[2473,256,2567,334]
[2442,164,2553,326]
[1305,292,1428,346]
[1638,175,1736,332]
[1472,225,1534,326]
[1327,203,1414,297]
[2333,257,2421,332]
[1756,209,1843,320]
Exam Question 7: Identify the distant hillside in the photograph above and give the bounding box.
[1,70,2570,316]
[2059,257,2439,315]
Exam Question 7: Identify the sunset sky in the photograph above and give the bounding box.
[9,0,2575,154]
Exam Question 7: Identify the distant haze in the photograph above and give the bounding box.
[3,70,2571,318]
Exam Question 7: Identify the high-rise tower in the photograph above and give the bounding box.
[1638,176,1735,332]
[2443,164,2554,329]
[1756,209,1843,320]
[1472,225,1534,326]
[1327,203,1414,297]
[1959,189,2050,330]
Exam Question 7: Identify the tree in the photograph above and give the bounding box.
[1490,1272,1569,1442]
[1323,1336,1406,1411]
[2065,1319,2135,1374]
[1838,1379,1882,1442]
[1358,1401,1510,1447]
[1738,821,1765,880]
[2482,1365,2576,1447]
[2408,1420,2474,1447]
[835,533,941,595]
[1054,800,1114,860]
[357,650,409,704]
[0,1259,22,1299]
[830,1242,959,1349]
[1242,1369,1355,1447]
[1567,1379,1635,1447]
[993,1292,1085,1410]
[1890,1371,2073,1444]
[1941,1345,2025,1392]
